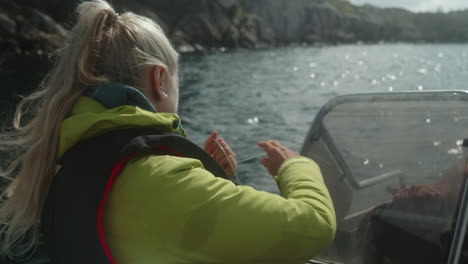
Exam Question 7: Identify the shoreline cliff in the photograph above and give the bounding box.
[1,0,468,56]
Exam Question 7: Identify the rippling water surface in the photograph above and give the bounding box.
[178,44,468,193]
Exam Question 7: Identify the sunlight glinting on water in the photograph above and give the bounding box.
[179,44,468,192]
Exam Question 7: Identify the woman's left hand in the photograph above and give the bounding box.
[204,131,238,177]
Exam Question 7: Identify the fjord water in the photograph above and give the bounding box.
[178,44,468,193]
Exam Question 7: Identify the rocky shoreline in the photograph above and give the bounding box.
[1,0,468,56]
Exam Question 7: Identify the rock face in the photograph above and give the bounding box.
[1,0,468,55]
[0,0,66,55]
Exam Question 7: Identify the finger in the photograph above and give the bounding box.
[205,134,223,154]
[216,138,236,157]
[212,142,225,157]
[265,140,281,150]
[214,138,236,158]
[221,153,238,165]
[258,140,274,146]
[204,131,218,152]
[264,145,282,157]
[271,140,284,149]
[205,139,218,154]
[206,130,218,143]
[221,160,237,175]
[270,140,280,146]
[217,155,237,174]
[258,141,276,152]
[211,146,226,161]
[220,156,237,168]
[271,141,290,152]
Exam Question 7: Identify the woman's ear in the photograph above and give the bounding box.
[149,65,167,101]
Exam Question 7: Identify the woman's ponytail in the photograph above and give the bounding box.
[0,0,179,259]
[75,0,118,84]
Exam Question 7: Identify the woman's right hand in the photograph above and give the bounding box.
[258,140,300,177]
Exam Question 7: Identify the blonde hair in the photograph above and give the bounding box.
[0,0,178,258]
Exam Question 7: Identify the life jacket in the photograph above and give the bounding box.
[42,128,232,264]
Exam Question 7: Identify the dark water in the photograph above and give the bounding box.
[178,44,468,193]
[1,44,468,193]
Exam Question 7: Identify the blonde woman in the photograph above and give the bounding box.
[0,1,336,263]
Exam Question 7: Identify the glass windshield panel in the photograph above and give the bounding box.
[302,92,468,264]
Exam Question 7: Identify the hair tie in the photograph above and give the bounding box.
[103,12,118,31]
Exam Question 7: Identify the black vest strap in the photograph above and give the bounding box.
[42,128,232,264]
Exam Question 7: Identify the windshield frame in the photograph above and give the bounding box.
[302,90,468,264]
[301,90,468,188]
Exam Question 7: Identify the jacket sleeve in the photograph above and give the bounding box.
[109,155,336,264]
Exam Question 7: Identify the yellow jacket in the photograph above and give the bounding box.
[58,96,336,264]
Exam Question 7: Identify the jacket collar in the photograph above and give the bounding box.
[57,83,186,160]
[85,82,157,113]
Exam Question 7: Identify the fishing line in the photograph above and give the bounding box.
[214,139,243,184]
[211,134,307,181]
[235,144,333,168]
[236,144,304,164]
[237,153,266,164]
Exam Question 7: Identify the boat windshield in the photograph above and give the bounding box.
[301,91,468,264]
